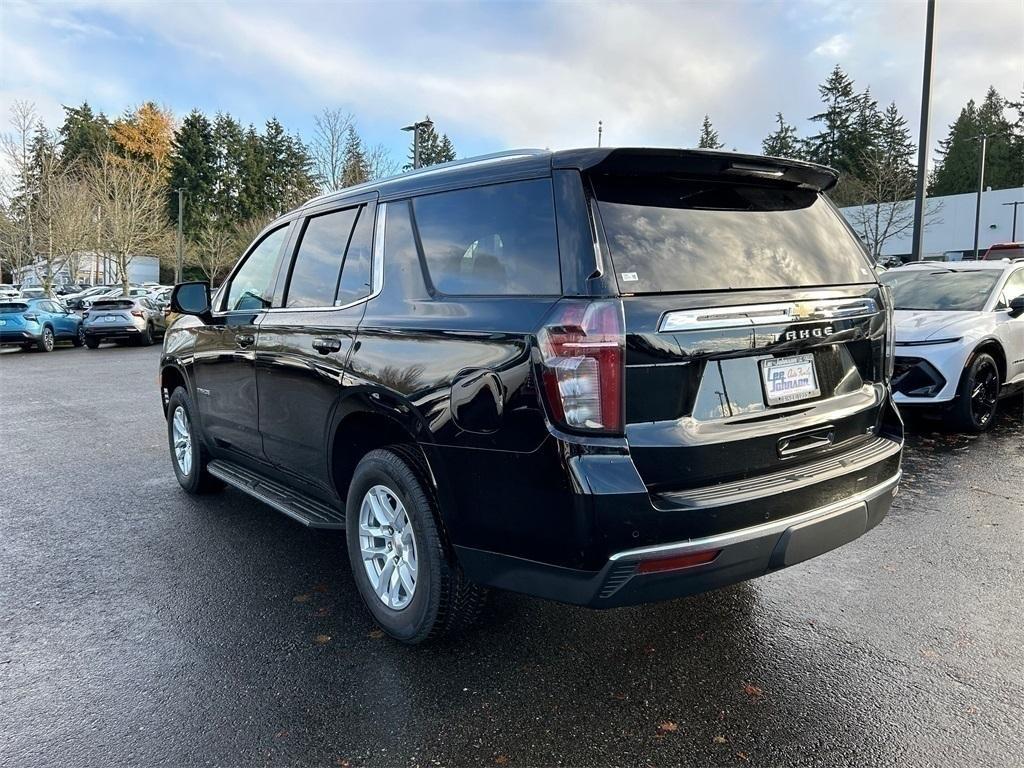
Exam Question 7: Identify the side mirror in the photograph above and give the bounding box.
[1009,296,1024,318]
[170,281,211,318]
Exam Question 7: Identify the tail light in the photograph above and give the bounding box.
[23,312,38,322]
[131,310,144,318]
[537,299,624,434]
[880,284,896,381]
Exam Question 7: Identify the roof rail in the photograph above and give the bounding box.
[302,148,549,209]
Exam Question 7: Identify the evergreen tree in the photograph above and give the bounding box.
[211,113,247,222]
[931,87,1018,195]
[405,117,457,169]
[340,125,370,188]
[762,113,801,158]
[57,102,111,172]
[167,109,217,237]
[697,114,724,149]
[846,88,883,177]
[805,65,857,169]
[877,101,915,187]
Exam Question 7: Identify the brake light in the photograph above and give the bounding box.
[880,285,896,380]
[537,299,624,433]
[131,310,144,318]
[23,313,38,322]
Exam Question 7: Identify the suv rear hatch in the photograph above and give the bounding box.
[587,166,897,501]
[89,300,138,326]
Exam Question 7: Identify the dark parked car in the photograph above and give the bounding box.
[160,148,904,643]
[83,297,166,348]
[0,297,84,351]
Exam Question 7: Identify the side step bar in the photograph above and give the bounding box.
[207,460,346,529]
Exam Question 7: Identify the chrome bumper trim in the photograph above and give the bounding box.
[608,471,901,563]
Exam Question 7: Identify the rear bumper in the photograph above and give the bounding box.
[85,324,143,339]
[0,330,38,345]
[455,471,899,607]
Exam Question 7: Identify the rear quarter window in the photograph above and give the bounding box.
[411,179,560,296]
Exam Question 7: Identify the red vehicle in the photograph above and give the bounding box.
[982,242,1024,260]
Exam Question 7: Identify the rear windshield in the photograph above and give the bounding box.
[593,177,874,293]
[92,300,135,309]
[0,303,28,313]
[879,268,1001,311]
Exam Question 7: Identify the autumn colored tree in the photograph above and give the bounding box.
[110,102,176,173]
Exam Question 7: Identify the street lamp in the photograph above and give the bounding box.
[174,188,185,284]
[1002,200,1024,241]
[971,133,1008,259]
[402,118,434,170]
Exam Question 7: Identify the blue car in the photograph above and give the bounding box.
[0,298,84,352]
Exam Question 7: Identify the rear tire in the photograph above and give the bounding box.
[85,336,101,349]
[345,446,487,644]
[139,323,154,346]
[36,326,54,352]
[951,352,1000,433]
[166,387,223,494]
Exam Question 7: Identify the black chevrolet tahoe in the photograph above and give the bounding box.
[161,148,903,643]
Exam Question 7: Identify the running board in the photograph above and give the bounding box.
[207,460,346,529]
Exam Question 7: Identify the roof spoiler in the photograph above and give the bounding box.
[552,147,839,192]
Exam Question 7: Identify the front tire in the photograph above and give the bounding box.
[72,326,86,347]
[139,323,154,346]
[951,352,1000,432]
[345,446,487,644]
[166,387,223,494]
[36,326,54,352]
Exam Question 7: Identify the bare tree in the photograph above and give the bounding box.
[310,108,354,193]
[0,101,40,283]
[189,220,239,286]
[366,143,401,181]
[34,174,94,291]
[845,149,942,261]
[89,152,172,293]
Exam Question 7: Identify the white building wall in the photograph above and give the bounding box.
[839,186,1024,258]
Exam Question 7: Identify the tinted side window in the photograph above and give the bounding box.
[226,225,290,312]
[411,179,560,295]
[336,205,374,306]
[286,208,358,308]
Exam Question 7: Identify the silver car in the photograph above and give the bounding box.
[83,296,166,348]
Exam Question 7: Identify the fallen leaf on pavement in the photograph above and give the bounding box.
[293,594,312,603]
[314,634,331,644]
[657,721,678,734]
[743,684,763,698]
[368,629,384,639]
[713,735,727,744]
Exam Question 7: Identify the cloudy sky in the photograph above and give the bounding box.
[2,0,1021,168]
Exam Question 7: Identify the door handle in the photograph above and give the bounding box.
[312,337,343,355]
[236,333,255,348]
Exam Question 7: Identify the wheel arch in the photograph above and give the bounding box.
[970,339,1007,384]
[329,404,458,557]
[160,362,192,415]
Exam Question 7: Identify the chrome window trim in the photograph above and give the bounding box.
[608,471,901,562]
[659,297,879,333]
[263,202,387,315]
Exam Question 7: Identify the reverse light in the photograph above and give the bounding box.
[537,299,624,433]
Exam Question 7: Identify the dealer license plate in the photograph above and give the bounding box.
[760,354,821,406]
[104,316,118,322]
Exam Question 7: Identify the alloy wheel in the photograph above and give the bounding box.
[358,484,418,610]
[970,361,998,427]
[42,328,54,351]
[171,405,193,476]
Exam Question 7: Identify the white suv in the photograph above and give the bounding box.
[880,260,1024,431]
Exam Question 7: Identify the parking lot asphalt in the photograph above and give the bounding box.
[1,343,1022,768]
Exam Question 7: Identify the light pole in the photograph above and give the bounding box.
[971,133,1001,259]
[910,0,935,261]
[402,118,434,170]
[175,188,185,284]
[1002,200,1024,241]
